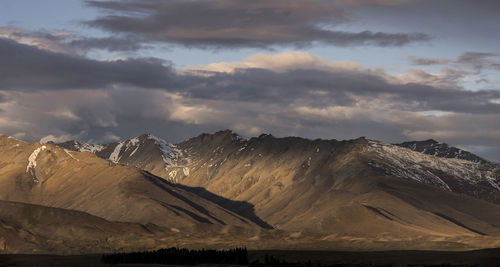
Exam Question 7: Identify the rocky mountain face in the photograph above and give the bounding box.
[57,133,189,183]
[395,139,490,164]
[55,131,500,239]
[0,135,260,231]
[60,131,500,206]
[172,131,500,238]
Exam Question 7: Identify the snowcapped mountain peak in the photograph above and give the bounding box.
[367,141,500,200]
[143,133,170,145]
[143,133,183,166]
[56,133,189,179]
[395,139,490,164]
[56,140,104,153]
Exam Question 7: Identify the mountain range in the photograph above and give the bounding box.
[1,131,500,253]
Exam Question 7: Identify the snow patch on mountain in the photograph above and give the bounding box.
[64,149,79,161]
[146,134,183,166]
[26,146,46,182]
[183,167,190,176]
[129,145,140,157]
[54,133,192,181]
[72,141,104,153]
[109,142,124,163]
[123,137,140,153]
[128,137,140,146]
[396,139,489,164]
[367,141,500,191]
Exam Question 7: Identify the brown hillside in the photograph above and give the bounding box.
[0,135,260,231]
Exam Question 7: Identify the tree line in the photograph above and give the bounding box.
[101,247,248,265]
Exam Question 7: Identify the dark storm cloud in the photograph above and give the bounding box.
[0,38,177,90]
[84,0,431,49]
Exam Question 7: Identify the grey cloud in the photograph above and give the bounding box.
[458,52,498,62]
[0,26,76,54]
[0,27,70,44]
[84,0,431,49]
[409,56,451,66]
[408,67,472,89]
[69,36,149,52]
[0,38,177,90]
[407,52,500,86]
[0,89,120,143]
[476,78,490,84]
[457,52,500,71]
[348,0,500,46]
[409,52,500,70]
[335,0,409,6]
[0,26,149,54]
[179,68,500,115]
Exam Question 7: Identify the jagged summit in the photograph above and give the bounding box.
[193,129,246,143]
[60,133,186,178]
[57,140,105,153]
[395,139,490,164]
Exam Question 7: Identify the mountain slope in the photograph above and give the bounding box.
[0,134,260,231]
[0,200,166,254]
[395,139,491,164]
[368,140,500,202]
[52,131,500,245]
[170,131,500,238]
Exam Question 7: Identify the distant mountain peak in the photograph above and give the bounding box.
[257,133,273,139]
[57,139,105,153]
[214,129,245,141]
[395,139,490,164]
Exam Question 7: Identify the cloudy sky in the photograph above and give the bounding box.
[1,0,500,162]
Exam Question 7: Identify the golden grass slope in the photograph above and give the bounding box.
[173,131,500,240]
[0,200,167,254]
[0,135,257,231]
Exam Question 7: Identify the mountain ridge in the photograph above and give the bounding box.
[51,130,500,237]
[51,131,500,206]
[2,132,500,252]
[394,139,491,165]
[0,134,264,230]
[54,130,496,166]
